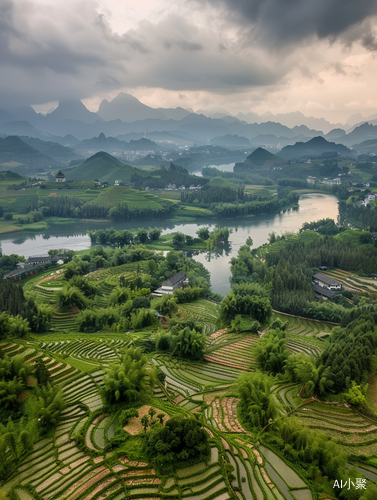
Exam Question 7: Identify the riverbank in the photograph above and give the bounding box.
[0,192,305,237]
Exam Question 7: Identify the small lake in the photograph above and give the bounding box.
[191,163,235,177]
[0,193,338,296]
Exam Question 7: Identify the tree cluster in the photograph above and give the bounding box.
[144,416,210,468]
[132,163,208,191]
[0,354,64,479]
[266,417,346,483]
[238,372,279,429]
[102,347,156,405]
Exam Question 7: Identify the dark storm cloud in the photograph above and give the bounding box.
[197,0,377,49]
[0,1,288,106]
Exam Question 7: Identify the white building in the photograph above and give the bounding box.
[55,170,66,182]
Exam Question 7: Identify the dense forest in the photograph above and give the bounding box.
[340,200,377,231]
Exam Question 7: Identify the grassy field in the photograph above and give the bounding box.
[84,186,167,209]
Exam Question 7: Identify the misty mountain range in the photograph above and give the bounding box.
[1,93,377,170]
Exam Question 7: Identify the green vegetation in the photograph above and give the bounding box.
[0,153,303,235]
[3,230,377,499]
[102,347,155,404]
[68,151,137,183]
[144,416,210,468]
[238,372,279,428]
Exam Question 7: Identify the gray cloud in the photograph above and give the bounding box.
[0,1,289,107]
[195,0,377,49]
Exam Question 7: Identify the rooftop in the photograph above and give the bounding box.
[312,283,337,298]
[313,273,342,286]
[161,271,187,287]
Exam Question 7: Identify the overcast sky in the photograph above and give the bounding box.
[2,0,377,123]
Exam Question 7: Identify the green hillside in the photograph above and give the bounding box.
[84,185,168,210]
[68,151,138,183]
[0,136,59,172]
[0,170,24,181]
[235,147,283,171]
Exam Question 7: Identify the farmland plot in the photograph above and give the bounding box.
[295,402,377,455]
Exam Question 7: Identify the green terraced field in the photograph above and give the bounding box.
[178,299,220,334]
[206,333,259,369]
[295,402,377,455]
[273,313,333,337]
[1,270,350,500]
[0,335,317,500]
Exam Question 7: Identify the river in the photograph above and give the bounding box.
[0,193,338,296]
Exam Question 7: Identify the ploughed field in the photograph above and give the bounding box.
[2,273,377,499]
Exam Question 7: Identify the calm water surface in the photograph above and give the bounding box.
[0,193,338,295]
[191,163,235,177]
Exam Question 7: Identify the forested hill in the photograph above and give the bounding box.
[234,147,283,172]
[68,151,137,183]
[0,135,59,170]
[279,136,354,159]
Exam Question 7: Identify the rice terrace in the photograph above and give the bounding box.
[2,225,377,500]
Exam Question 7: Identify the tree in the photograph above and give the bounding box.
[25,383,65,433]
[144,417,210,468]
[343,384,367,408]
[157,295,178,316]
[149,228,162,241]
[30,304,53,332]
[196,227,210,240]
[172,232,186,247]
[148,407,156,420]
[102,347,156,405]
[34,359,51,386]
[136,228,149,244]
[255,329,290,374]
[141,415,149,432]
[157,413,165,425]
[109,286,129,306]
[170,327,206,361]
[238,372,279,428]
[58,285,87,310]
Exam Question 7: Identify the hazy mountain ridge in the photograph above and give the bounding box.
[279,136,355,159]
[1,93,377,154]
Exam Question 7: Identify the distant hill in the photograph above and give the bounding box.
[68,151,138,184]
[325,128,346,140]
[156,107,191,120]
[48,100,102,124]
[344,123,377,146]
[353,138,377,155]
[0,121,57,141]
[19,136,82,162]
[234,148,283,172]
[0,170,25,181]
[97,93,166,122]
[0,136,59,172]
[75,133,125,152]
[279,136,354,159]
[75,134,159,154]
[209,134,251,147]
